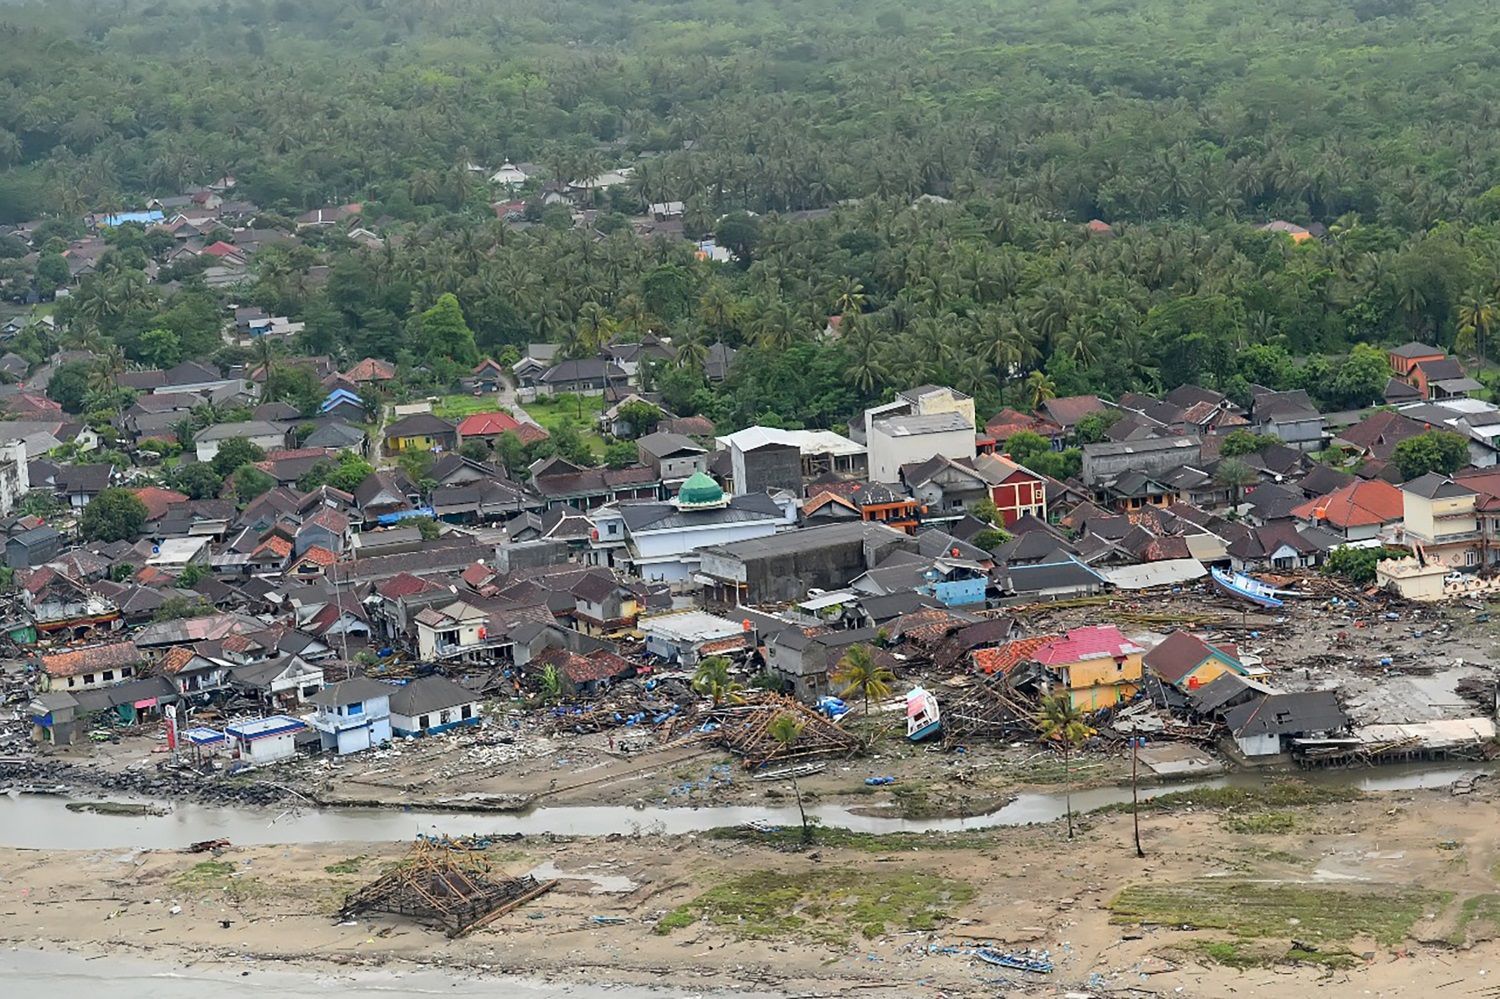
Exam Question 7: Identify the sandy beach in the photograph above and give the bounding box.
[4,778,1500,997]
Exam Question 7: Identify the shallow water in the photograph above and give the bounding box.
[0,760,1482,850]
[0,948,776,998]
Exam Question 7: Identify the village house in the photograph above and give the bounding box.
[194,421,288,463]
[1399,473,1481,569]
[388,675,483,737]
[717,426,867,494]
[1031,625,1145,710]
[383,413,458,454]
[901,455,990,524]
[1143,630,1248,692]
[973,453,1048,525]
[866,411,975,485]
[1291,478,1404,541]
[306,678,393,755]
[37,640,141,692]
[228,653,325,710]
[570,572,640,635]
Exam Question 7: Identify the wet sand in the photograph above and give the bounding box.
[6,781,1500,997]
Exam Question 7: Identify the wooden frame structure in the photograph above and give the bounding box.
[336,841,557,937]
[715,695,862,770]
[940,676,1036,748]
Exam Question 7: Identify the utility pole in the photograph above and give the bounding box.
[1131,735,1145,859]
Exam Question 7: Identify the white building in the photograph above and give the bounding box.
[388,675,483,737]
[0,440,28,516]
[489,161,530,187]
[639,609,748,665]
[225,715,306,764]
[867,412,976,484]
[862,386,977,484]
[587,472,784,584]
[194,420,288,462]
[305,678,392,755]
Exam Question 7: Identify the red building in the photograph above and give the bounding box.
[975,453,1048,525]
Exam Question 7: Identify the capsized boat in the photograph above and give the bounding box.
[1210,566,1285,609]
[905,686,941,741]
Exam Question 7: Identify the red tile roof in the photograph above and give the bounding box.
[565,650,635,684]
[376,572,441,599]
[1033,626,1143,666]
[157,646,197,675]
[132,486,189,522]
[42,640,140,678]
[343,357,397,383]
[973,635,1057,675]
[457,411,523,437]
[294,545,338,568]
[1290,479,1404,529]
[254,536,293,558]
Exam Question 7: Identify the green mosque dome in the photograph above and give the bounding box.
[676,471,726,509]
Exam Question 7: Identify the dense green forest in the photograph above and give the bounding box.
[6,0,1500,432]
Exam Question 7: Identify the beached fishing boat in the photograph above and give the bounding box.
[906,687,941,741]
[1210,566,1285,609]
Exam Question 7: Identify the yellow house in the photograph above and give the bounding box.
[1034,626,1144,711]
[383,413,457,454]
[1400,473,1480,569]
[1142,630,1246,692]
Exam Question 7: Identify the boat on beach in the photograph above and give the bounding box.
[906,687,941,741]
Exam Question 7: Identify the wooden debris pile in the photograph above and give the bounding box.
[335,840,557,938]
[940,676,1036,748]
[715,694,863,770]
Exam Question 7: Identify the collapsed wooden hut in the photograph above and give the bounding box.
[336,840,557,937]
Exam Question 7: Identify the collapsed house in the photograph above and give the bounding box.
[336,840,557,937]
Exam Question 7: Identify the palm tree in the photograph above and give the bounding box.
[1456,291,1497,371]
[1214,457,1258,511]
[691,655,743,706]
[673,322,709,370]
[767,712,813,844]
[1035,693,1094,841]
[831,643,895,716]
[1025,370,1057,411]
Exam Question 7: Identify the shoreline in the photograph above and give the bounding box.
[3,778,1500,997]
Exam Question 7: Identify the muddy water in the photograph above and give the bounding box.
[0,761,1484,850]
[0,947,776,998]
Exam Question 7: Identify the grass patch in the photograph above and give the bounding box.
[655,870,973,944]
[324,856,366,874]
[432,394,500,419]
[1097,781,1361,816]
[523,393,607,454]
[173,859,265,902]
[1447,894,1500,945]
[1193,939,1358,969]
[1111,880,1447,946]
[1221,809,1301,834]
[705,825,995,853]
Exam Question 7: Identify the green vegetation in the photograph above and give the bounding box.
[1193,939,1359,971]
[1220,810,1302,835]
[174,859,265,902]
[324,856,366,875]
[1096,780,1361,816]
[705,825,997,853]
[1447,893,1500,946]
[655,870,973,944]
[1323,545,1412,585]
[523,395,606,457]
[1392,429,1472,480]
[1111,880,1448,946]
[433,395,499,420]
[80,487,147,542]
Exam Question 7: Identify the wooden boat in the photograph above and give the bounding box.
[1210,567,1285,609]
[906,687,941,742]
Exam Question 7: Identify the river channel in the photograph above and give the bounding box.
[0,760,1483,851]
